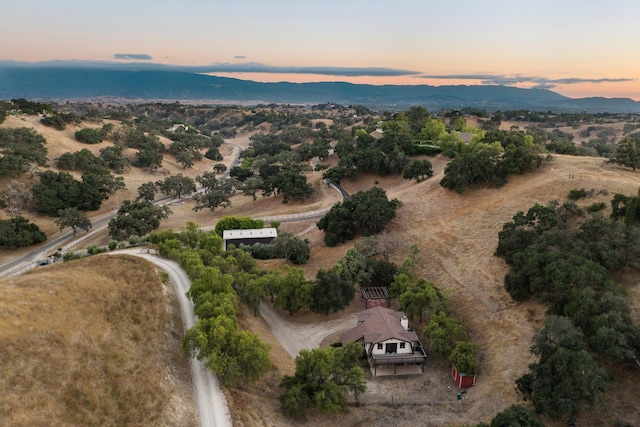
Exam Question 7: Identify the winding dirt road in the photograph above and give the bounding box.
[0,133,352,425]
[119,251,232,427]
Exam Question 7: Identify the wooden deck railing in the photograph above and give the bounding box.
[370,350,427,365]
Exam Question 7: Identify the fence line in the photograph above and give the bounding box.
[59,225,108,252]
[258,182,343,222]
[5,182,346,278]
[6,224,108,278]
[354,394,462,406]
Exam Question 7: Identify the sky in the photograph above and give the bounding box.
[2,0,640,100]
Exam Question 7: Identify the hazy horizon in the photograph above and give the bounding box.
[3,0,639,100]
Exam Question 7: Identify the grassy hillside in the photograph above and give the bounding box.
[2,107,640,426]
[0,255,195,426]
[220,154,640,427]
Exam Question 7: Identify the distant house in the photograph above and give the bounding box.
[340,306,427,376]
[361,286,389,309]
[222,228,277,251]
[167,123,187,132]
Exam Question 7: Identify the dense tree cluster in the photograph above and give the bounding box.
[118,128,165,169]
[279,342,366,419]
[495,195,640,421]
[402,159,433,182]
[611,137,640,170]
[57,148,102,171]
[150,227,273,386]
[0,215,46,248]
[74,127,103,144]
[516,315,609,422]
[235,133,316,204]
[166,132,211,169]
[317,187,400,246]
[182,260,271,386]
[308,249,364,314]
[440,128,542,193]
[325,122,413,182]
[8,98,54,115]
[33,168,124,215]
[40,112,79,130]
[149,223,332,386]
[0,127,48,178]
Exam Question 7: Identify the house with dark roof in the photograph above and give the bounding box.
[340,306,427,376]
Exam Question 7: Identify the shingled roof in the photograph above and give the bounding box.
[340,306,419,345]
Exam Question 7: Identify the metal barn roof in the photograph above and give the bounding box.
[222,228,278,240]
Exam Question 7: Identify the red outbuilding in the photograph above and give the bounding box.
[451,365,476,388]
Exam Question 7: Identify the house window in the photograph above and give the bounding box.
[377,343,383,350]
[400,342,406,349]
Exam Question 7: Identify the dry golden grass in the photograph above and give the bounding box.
[0,255,195,427]
[225,154,640,427]
[3,113,640,426]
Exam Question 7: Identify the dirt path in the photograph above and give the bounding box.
[114,250,232,427]
[259,302,355,358]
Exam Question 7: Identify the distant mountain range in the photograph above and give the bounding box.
[1,62,639,112]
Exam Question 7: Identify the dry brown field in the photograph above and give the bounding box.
[0,255,195,426]
[1,112,640,426]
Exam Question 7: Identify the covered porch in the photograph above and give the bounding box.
[368,348,427,376]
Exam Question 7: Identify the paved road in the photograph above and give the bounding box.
[0,138,348,424]
[0,139,245,279]
[113,250,232,427]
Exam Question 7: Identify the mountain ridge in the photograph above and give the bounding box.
[1,65,638,112]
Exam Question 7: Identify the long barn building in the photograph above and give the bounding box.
[222,228,278,250]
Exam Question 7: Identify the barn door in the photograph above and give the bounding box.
[385,343,397,354]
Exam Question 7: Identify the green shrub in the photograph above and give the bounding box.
[158,271,169,284]
[74,128,103,144]
[587,202,607,213]
[108,239,118,250]
[87,245,107,255]
[240,243,274,259]
[412,144,442,156]
[63,251,81,261]
[568,188,587,200]
[41,115,67,130]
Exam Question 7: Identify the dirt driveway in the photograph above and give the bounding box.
[259,302,355,359]
[254,299,490,427]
